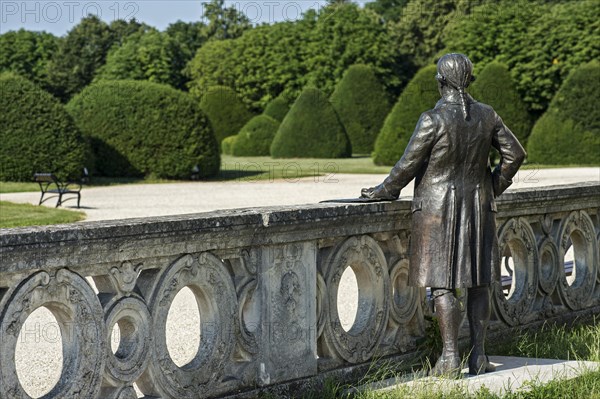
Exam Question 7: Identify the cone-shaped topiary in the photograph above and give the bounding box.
[221,135,237,155]
[527,61,600,165]
[0,72,88,181]
[469,62,532,144]
[263,95,291,122]
[232,115,280,156]
[330,64,392,154]
[373,65,439,165]
[198,85,254,146]
[270,87,351,158]
[67,80,220,179]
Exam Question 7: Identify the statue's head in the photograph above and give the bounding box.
[436,53,475,120]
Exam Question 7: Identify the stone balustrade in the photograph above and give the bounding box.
[1,182,599,399]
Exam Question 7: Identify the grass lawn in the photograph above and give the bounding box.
[0,201,86,228]
[315,320,600,399]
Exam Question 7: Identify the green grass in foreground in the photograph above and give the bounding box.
[319,321,600,399]
[0,201,86,228]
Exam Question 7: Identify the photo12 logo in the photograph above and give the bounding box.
[1,1,139,24]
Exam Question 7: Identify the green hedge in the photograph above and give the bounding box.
[270,87,351,158]
[470,62,532,144]
[330,64,392,154]
[373,65,439,165]
[0,73,88,181]
[527,61,600,165]
[263,95,291,122]
[198,85,254,145]
[221,135,237,155]
[232,115,280,156]
[67,80,219,179]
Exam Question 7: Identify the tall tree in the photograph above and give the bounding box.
[202,0,251,40]
[45,16,146,101]
[0,29,59,88]
[365,0,410,22]
[442,0,600,113]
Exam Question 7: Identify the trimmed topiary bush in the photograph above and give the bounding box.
[198,85,254,145]
[270,87,351,158]
[263,95,291,122]
[221,135,237,155]
[0,72,88,181]
[470,62,532,143]
[330,64,392,154]
[67,80,219,179]
[373,65,439,165]
[232,115,280,156]
[527,61,600,165]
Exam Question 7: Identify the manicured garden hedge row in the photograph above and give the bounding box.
[527,61,600,165]
[198,85,254,146]
[330,64,391,154]
[469,62,532,144]
[0,73,88,181]
[232,115,279,156]
[67,80,220,179]
[270,87,351,158]
[373,65,438,165]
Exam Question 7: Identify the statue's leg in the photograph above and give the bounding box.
[467,285,496,374]
[430,288,461,378]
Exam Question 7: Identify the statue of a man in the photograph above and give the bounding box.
[362,53,526,376]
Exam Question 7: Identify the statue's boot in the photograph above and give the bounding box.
[467,286,496,375]
[430,289,462,378]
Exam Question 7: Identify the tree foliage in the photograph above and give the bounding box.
[469,62,532,143]
[0,29,59,89]
[232,115,280,156]
[388,0,492,69]
[202,0,251,40]
[67,80,219,179]
[45,16,146,101]
[96,29,184,89]
[270,87,351,158]
[198,85,254,145]
[442,0,600,113]
[365,0,410,22]
[0,73,88,181]
[373,65,439,165]
[527,61,600,165]
[330,64,392,154]
[187,3,408,111]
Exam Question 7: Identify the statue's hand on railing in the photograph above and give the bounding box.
[360,183,397,201]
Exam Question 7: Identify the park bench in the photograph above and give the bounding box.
[33,169,88,208]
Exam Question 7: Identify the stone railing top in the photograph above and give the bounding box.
[1,182,598,248]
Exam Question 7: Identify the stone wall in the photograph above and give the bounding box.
[1,182,598,398]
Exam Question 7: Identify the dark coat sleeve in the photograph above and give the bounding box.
[381,112,437,197]
[491,113,527,197]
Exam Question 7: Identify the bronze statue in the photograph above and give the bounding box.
[362,53,526,377]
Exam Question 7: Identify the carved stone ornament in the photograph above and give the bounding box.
[322,235,390,363]
[0,269,105,398]
[556,211,598,310]
[136,253,237,399]
[492,218,539,326]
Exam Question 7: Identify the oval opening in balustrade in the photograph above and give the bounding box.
[564,232,586,287]
[15,306,63,398]
[165,286,201,367]
[110,317,137,359]
[337,265,359,332]
[501,241,527,300]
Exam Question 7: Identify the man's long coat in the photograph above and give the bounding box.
[382,95,526,288]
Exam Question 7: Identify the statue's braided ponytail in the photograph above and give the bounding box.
[436,53,475,120]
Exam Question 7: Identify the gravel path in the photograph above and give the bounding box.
[4,167,598,397]
[2,168,598,222]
